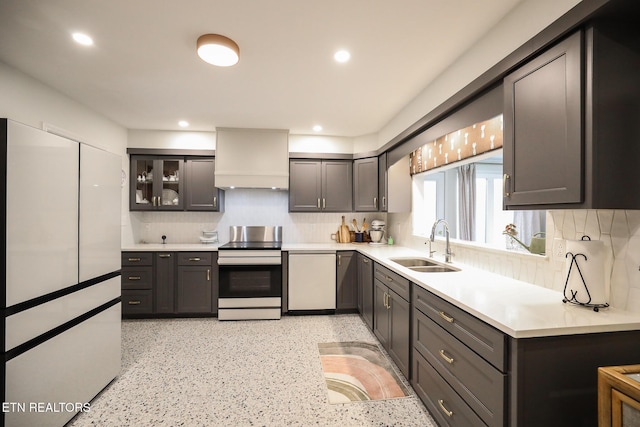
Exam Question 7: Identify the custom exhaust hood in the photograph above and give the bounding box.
[215,128,289,189]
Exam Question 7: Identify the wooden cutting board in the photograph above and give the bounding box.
[340,216,351,243]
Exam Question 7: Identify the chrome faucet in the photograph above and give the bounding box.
[430,219,453,263]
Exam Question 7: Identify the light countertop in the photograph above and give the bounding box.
[121,242,640,339]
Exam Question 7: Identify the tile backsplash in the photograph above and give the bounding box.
[389,210,640,312]
[130,189,385,246]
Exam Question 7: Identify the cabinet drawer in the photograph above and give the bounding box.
[122,290,153,314]
[177,252,212,266]
[413,284,506,371]
[412,349,488,427]
[374,263,410,301]
[121,267,153,290]
[414,309,505,427]
[122,252,153,266]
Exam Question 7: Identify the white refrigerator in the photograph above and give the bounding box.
[2,119,122,427]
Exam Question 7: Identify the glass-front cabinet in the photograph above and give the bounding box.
[131,156,185,211]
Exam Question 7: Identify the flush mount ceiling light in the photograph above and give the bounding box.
[72,32,93,46]
[197,34,239,67]
[178,120,189,128]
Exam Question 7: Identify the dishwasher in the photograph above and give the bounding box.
[288,251,336,311]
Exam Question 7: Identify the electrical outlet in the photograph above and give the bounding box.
[553,238,566,259]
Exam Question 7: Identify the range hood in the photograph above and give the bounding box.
[215,128,289,189]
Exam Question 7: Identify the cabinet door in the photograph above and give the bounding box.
[373,280,390,347]
[503,32,582,207]
[185,158,223,211]
[154,252,175,313]
[322,160,353,211]
[177,266,213,313]
[353,157,379,211]
[289,160,322,211]
[130,156,185,210]
[358,254,374,329]
[388,289,410,378]
[378,153,388,212]
[337,251,358,311]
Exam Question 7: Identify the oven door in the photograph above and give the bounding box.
[218,264,282,298]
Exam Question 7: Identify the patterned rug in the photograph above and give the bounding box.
[318,341,410,404]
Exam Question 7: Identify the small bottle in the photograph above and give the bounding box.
[387,236,394,245]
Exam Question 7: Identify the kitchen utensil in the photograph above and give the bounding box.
[331,230,340,242]
[339,216,351,243]
[362,218,367,231]
[352,219,359,232]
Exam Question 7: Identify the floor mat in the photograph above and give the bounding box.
[318,341,410,404]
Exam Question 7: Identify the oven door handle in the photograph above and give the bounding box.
[217,257,282,266]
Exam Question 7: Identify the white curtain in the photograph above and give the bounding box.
[513,210,546,245]
[457,164,476,241]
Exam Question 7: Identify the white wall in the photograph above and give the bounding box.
[377,0,582,148]
[0,61,131,243]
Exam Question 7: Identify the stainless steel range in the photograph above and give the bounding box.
[217,226,283,320]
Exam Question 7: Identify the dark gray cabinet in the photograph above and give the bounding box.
[504,20,640,209]
[378,153,388,212]
[184,158,224,212]
[336,251,358,312]
[130,156,185,211]
[121,252,154,315]
[121,251,217,317]
[373,263,410,378]
[177,252,214,313]
[289,159,353,212]
[154,252,175,314]
[357,253,374,329]
[353,157,379,212]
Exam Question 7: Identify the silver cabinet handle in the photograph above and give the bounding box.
[323,198,326,209]
[188,257,201,262]
[159,253,171,258]
[317,198,321,209]
[374,197,378,208]
[207,269,211,281]
[438,310,454,323]
[337,255,341,266]
[438,399,453,418]
[382,196,386,209]
[128,276,141,281]
[128,300,141,305]
[439,349,454,364]
[363,258,369,264]
[213,196,217,209]
[503,173,511,197]
[128,257,141,262]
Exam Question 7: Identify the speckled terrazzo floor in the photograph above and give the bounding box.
[67,314,436,427]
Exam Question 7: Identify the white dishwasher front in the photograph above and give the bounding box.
[288,251,336,310]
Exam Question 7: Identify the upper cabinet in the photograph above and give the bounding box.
[289,159,353,212]
[130,154,224,212]
[184,158,224,212]
[131,156,185,211]
[504,18,640,209]
[353,157,379,212]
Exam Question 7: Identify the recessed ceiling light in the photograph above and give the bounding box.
[72,32,94,46]
[313,125,323,132]
[178,120,189,128]
[197,34,239,67]
[334,50,350,63]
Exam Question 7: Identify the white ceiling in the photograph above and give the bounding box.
[0,0,524,137]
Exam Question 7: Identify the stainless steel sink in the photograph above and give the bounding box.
[408,265,460,273]
[389,257,460,273]
[389,257,441,267]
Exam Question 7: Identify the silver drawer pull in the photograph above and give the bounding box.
[128,257,141,262]
[128,300,141,305]
[128,276,141,281]
[439,349,454,364]
[438,310,454,323]
[188,257,201,262]
[438,399,453,417]
[385,276,393,282]
[363,258,369,264]
[159,253,171,258]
